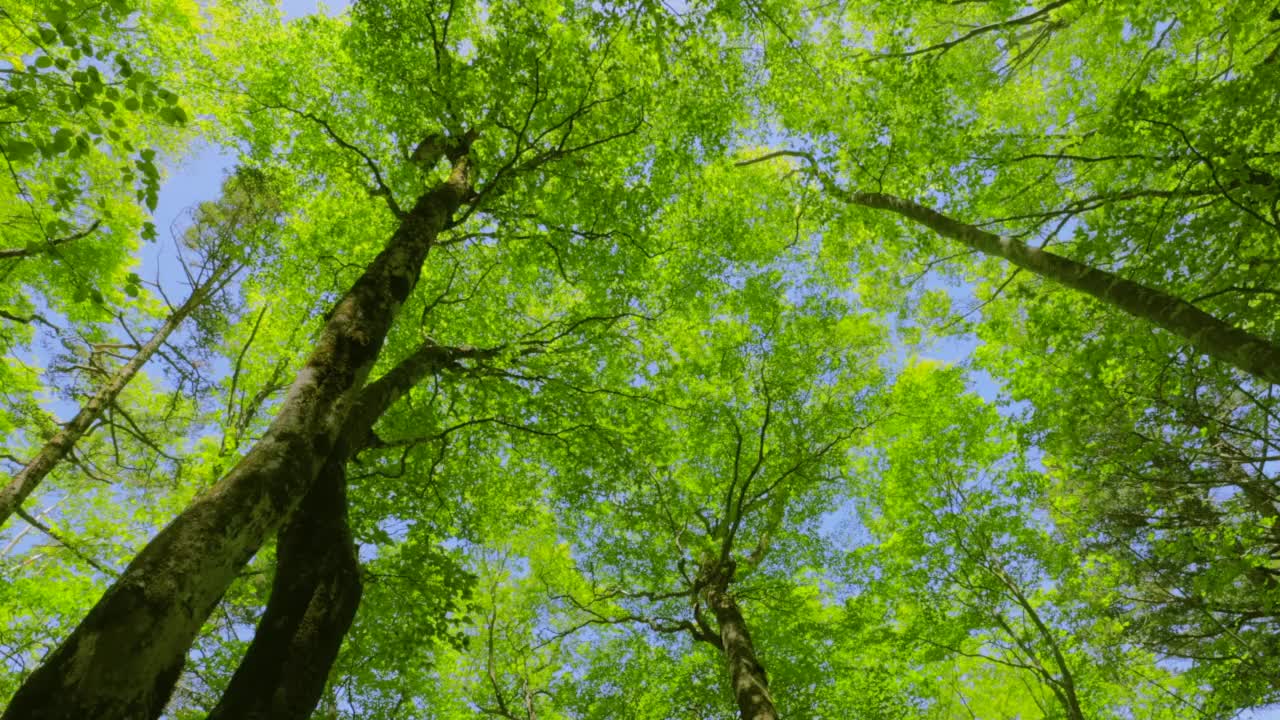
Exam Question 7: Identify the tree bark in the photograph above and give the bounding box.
[205,457,361,720]
[0,264,230,530]
[205,337,495,720]
[0,153,474,720]
[706,584,779,720]
[841,190,1280,386]
[743,152,1280,385]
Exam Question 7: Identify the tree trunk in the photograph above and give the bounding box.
[205,336,494,720]
[205,457,361,720]
[0,153,474,720]
[706,584,779,720]
[0,264,230,530]
[842,190,1280,386]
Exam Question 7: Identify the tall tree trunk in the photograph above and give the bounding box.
[706,583,779,720]
[206,337,495,720]
[205,457,361,720]
[743,152,1280,385]
[842,190,1280,385]
[0,264,231,529]
[0,151,474,720]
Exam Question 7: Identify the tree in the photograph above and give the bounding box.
[3,0,741,716]
[204,339,498,720]
[523,262,888,719]
[0,169,276,529]
[0,0,206,559]
[986,328,1280,711]
[3,0,1278,717]
[746,148,1280,385]
[850,363,1202,719]
[739,1,1280,386]
[743,4,1280,710]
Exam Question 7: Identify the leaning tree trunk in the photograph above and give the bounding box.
[0,263,231,530]
[205,457,361,720]
[206,337,496,720]
[706,583,779,720]
[0,149,474,720]
[840,190,1280,386]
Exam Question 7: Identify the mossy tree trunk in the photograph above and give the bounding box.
[0,152,475,720]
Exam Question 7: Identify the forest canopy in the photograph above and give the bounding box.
[1,0,1279,718]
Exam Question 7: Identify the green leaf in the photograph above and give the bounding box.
[50,128,73,154]
[6,140,37,161]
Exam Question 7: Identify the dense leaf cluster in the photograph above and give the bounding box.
[1,1,1278,718]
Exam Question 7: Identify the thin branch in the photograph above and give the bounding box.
[260,101,404,217]
[0,220,102,259]
[870,0,1074,61]
[14,507,115,576]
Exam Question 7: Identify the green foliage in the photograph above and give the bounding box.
[850,364,1198,718]
[0,0,200,314]
[3,0,1278,718]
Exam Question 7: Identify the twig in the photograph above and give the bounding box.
[14,507,115,576]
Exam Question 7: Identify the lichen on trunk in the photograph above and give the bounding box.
[206,457,361,720]
[707,584,779,720]
[205,335,494,720]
